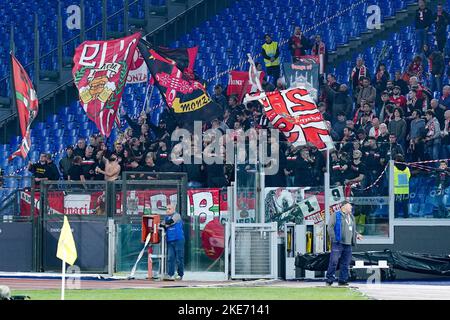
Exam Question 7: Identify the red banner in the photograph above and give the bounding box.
[20,188,227,261]
[20,188,227,218]
[227,70,265,103]
[72,33,141,137]
[227,71,250,103]
[8,55,39,161]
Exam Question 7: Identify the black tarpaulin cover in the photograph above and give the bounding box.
[295,250,450,275]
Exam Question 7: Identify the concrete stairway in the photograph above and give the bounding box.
[328,0,440,68]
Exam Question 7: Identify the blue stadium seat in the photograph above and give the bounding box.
[64,122,76,130]
[47,115,59,123]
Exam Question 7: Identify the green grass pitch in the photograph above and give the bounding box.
[13,287,367,300]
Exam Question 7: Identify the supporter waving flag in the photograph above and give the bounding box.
[244,87,333,150]
[247,53,263,93]
[227,54,263,103]
[138,39,222,130]
[72,33,141,137]
[8,54,39,162]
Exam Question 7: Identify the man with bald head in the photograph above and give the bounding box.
[369,117,379,137]
[440,85,450,109]
[431,98,445,128]
[163,203,185,281]
[350,58,369,92]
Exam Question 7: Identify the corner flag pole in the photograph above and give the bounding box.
[61,243,66,300]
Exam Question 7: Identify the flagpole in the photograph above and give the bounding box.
[9,52,18,141]
[324,146,331,253]
[142,82,153,114]
[61,245,66,300]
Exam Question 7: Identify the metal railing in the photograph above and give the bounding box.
[0,176,35,220]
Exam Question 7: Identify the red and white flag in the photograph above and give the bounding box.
[246,87,333,150]
[247,53,263,93]
[227,54,264,103]
[8,54,39,161]
[72,33,141,137]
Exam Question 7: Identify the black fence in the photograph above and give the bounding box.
[0,173,187,273]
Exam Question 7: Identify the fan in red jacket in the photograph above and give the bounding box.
[389,86,407,109]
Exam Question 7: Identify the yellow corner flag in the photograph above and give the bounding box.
[56,216,77,266]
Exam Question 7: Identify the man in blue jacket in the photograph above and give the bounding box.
[326,201,363,286]
[164,203,185,281]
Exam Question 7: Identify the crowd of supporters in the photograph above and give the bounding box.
[27,1,450,193]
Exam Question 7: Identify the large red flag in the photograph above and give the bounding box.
[8,54,39,161]
[72,33,141,137]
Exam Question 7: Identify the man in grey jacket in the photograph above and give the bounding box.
[357,77,377,109]
[408,110,426,161]
[326,201,363,286]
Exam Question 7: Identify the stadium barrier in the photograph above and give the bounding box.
[37,181,110,273]
[1,174,230,275]
[3,161,450,275]
[0,176,35,272]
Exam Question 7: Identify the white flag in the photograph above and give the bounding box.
[247,53,263,93]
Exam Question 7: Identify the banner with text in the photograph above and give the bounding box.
[283,55,320,101]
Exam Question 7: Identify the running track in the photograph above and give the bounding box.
[2,278,450,299]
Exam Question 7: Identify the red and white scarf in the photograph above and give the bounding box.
[351,65,367,82]
[312,41,326,55]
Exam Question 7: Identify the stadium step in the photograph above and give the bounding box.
[328,0,441,67]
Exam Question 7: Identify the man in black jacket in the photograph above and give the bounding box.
[28,153,50,187]
[73,138,87,158]
[415,0,434,53]
[380,134,404,166]
[212,84,227,112]
[429,50,445,93]
[393,71,409,95]
[46,154,60,181]
[294,148,314,187]
[81,146,96,181]
[434,4,449,53]
[324,83,353,121]
[326,74,341,92]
